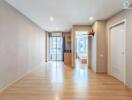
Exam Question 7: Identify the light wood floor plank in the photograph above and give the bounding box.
[0,61,132,100]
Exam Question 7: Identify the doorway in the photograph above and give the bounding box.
[75,31,88,66]
[110,22,126,83]
[49,36,63,61]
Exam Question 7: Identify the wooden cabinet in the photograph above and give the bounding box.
[64,53,72,66]
[63,32,72,66]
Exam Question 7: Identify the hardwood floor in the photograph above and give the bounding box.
[0,61,132,100]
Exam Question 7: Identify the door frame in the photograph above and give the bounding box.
[75,31,89,65]
[108,19,126,85]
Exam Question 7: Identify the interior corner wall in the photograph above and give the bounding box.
[90,34,97,72]
[88,37,92,69]
[71,25,92,67]
[0,0,45,92]
[90,23,98,72]
[107,10,132,88]
[45,31,48,62]
[91,21,107,73]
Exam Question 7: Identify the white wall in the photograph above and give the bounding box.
[107,10,132,88]
[0,0,45,92]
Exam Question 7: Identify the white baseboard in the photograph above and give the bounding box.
[0,62,45,93]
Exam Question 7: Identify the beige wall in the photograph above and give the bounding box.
[45,32,48,62]
[96,21,107,73]
[71,25,92,67]
[0,0,45,92]
[107,10,132,88]
[91,21,107,73]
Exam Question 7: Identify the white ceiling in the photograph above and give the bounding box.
[5,0,132,32]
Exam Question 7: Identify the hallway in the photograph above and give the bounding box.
[0,62,132,100]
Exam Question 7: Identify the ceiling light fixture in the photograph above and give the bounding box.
[89,17,94,21]
[49,16,55,21]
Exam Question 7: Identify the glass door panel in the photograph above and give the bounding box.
[49,36,63,61]
[57,37,63,61]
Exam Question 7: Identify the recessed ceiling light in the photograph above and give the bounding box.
[89,17,94,21]
[49,16,55,21]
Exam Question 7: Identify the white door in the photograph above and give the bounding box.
[110,23,125,82]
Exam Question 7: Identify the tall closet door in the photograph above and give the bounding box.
[110,23,125,82]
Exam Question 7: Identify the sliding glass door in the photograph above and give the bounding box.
[49,36,63,61]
